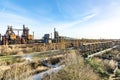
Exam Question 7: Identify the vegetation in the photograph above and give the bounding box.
[0,56,25,65]
[115,69,120,77]
[0,45,119,80]
[0,64,33,80]
[86,58,109,78]
[83,53,89,57]
[43,49,119,80]
[43,50,100,80]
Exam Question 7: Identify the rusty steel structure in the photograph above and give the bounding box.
[1,25,33,45]
[0,26,120,56]
[21,25,33,44]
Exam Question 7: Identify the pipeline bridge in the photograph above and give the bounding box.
[0,38,120,56]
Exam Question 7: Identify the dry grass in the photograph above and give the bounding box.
[43,50,100,80]
[0,63,33,80]
[0,45,34,55]
[92,57,116,71]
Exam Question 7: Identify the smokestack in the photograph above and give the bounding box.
[33,32,34,39]
[54,28,56,33]
[54,28,56,39]
[51,33,52,39]
[23,24,25,28]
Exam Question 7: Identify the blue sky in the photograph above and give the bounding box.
[0,0,120,39]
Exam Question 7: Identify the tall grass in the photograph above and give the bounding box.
[0,63,33,80]
[43,50,100,80]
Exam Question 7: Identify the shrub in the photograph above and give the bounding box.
[44,50,100,80]
[86,58,109,78]
[115,69,120,77]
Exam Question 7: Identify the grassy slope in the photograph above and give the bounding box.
[43,50,100,80]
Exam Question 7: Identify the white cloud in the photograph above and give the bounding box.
[0,0,120,39]
[53,12,97,31]
[0,11,50,39]
[68,1,120,39]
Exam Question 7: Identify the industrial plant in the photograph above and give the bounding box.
[0,25,33,45]
[0,25,120,80]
